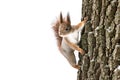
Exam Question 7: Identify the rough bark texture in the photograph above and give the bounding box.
[77,0,120,80]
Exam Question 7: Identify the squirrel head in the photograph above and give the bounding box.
[59,13,72,37]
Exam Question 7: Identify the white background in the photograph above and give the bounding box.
[0,0,82,80]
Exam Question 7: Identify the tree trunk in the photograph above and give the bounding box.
[77,0,120,80]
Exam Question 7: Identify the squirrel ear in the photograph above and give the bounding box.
[66,12,71,24]
[59,12,63,23]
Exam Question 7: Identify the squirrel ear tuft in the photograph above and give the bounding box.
[60,12,63,23]
[66,12,71,24]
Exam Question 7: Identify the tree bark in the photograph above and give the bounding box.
[77,0,120,80]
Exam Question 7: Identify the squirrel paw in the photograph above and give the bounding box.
[84,16,88,21]
[72,65,80,69]
[78,48,85,55]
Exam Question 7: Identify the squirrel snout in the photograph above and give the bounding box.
[59,31,62,37]
[59,32,64,37]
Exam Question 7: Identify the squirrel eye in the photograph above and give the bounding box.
[65,26,70,31]
[65,28,69,31]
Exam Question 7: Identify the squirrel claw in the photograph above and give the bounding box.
[84,16,88,21]
[73,65,80,69]
[78,49,85,55]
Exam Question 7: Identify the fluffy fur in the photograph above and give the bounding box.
[52,12,87,69]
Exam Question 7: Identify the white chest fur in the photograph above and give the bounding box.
[67,31,79,44]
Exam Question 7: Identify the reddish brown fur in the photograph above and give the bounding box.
[52,14,87,53]
[52,13,71,51]
[64,37,85,54]
[52,19,62,50]
[74,17,88,30]
[52,13,87,69]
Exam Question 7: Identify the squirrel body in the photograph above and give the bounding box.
[52,12,87,69]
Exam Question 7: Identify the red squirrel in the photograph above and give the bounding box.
[52,12,87,69]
